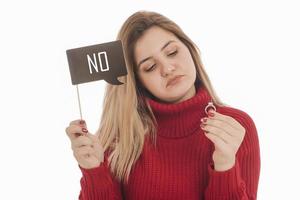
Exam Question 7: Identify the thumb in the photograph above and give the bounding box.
[78,120,89,136]
[79,120,88,128]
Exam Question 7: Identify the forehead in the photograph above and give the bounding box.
[134,26,179,61]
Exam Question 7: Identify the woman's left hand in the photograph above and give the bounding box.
[200,109,246,171]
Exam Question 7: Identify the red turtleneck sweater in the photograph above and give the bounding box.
[78,86,260,199]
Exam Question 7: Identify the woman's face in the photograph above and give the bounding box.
[134,26,197,104]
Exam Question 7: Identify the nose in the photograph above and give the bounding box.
[160,60,175,77]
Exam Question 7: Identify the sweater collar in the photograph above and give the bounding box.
[146,85,213,138]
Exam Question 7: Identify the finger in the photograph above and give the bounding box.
[202,118,236,137]
[69,119,87,127]
[202,124,232,144]
[209,113,244,137]
[72,135,93,149]
[65,125,86,140]
[208,110,241,131]
[66,125,88,140]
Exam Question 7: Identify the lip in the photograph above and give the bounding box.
[166,75,184,87]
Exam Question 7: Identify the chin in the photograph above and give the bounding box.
[163,87,190,103]
[152,82,194,103]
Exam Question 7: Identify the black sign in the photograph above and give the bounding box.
[66,40,127,85]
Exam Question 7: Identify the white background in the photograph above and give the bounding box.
[0,0,299,199]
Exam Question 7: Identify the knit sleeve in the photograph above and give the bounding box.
[204,107,261,200]
[78,152,123,200]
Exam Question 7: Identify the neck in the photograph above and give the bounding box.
[146,85,213,138]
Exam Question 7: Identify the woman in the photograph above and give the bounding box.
[66,10,260,200]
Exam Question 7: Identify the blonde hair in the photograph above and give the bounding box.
[96,10,226,184]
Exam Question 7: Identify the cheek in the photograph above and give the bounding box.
[177,51,192,66]
[181,53,196,74]
[149,79,166,95]
[147,75,162,88]
[139,73,161,88]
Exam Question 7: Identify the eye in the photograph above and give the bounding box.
[168,50,178,56]
[145,64,156,72]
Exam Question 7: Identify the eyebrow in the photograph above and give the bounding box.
[137,40,176,68]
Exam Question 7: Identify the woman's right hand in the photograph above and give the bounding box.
[65,119,104,169]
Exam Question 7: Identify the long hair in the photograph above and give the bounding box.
[96,10,226,184]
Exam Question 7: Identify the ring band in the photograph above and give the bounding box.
[205,101,216,115]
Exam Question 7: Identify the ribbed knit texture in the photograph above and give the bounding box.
[78,85,260,200]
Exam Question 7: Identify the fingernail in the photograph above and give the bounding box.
[201,118,208,123]
[82,128,88,133]
[79,120,86,125]
[208,110,215,117]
